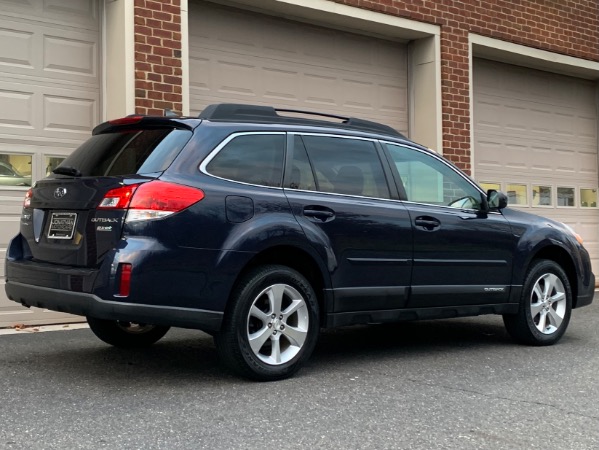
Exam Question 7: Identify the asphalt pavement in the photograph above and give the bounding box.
[1,296,598,449]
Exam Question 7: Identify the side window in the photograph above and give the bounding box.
[206,134,285,187]
[385,143,482,209]
[286,136,317,191]
[299,135,390,199]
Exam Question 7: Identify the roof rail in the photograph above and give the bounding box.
[198,103,404,138]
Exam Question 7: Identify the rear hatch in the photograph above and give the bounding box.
[22,117,195,267]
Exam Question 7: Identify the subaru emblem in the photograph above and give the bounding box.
[54,187,67,199]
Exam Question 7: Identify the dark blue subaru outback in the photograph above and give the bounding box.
[5,104,595,380]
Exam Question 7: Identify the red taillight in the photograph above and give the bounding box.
[98,184,140,209]
[108,116,144,126]
[129,181,204,211]
[98,181,204,222]
[23,188,33,208]
[119,263,132,297]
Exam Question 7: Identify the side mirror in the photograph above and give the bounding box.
[487,189,508,210]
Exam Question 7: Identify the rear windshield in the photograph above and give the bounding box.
[56,128,192,176]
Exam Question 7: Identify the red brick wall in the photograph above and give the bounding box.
[132,0,599,172]
[134,0,183,116]
[331,0,599,172]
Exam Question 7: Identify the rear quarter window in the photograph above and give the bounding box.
[57,128,192,176]
[205,134,285,187]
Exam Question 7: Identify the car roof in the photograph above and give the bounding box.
[197,103,404,139]
[95,103,429,152]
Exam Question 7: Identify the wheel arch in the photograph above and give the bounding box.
[527,245,578,306]
[230,245,332,325]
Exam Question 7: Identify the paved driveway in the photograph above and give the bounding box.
[1,297,598,449]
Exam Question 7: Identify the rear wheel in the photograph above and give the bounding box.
[215,265,319,381]
[503,259,572,346]
[87,317,170,348]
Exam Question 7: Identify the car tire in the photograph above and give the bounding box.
[86,317,170,348]
[214,265,320,381]
[503,259,572,346]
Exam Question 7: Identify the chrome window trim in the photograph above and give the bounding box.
[284,186,399,203]
[396,199,502,214]
[288,132,379,142]
[199,130,491,214]
[287,132,394,201]
[199,131,287,190]
[284,187,500,213]
[380,140,486,212]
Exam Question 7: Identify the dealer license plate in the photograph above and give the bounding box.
[48,212,77,239]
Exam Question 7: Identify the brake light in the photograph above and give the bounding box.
[108,116,144,126]
[98,181,204,222]
[98,184,140,209]
[23,188,32,208]
[127,181,204,222]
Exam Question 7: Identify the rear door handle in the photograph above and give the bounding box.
[415,216,440,231]
[303,206,335,222]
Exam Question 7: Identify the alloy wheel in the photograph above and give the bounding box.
[529,273,567,335]
[246,283,309,365]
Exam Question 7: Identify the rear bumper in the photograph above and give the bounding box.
[5,281,223,332]
[5,232,235,322]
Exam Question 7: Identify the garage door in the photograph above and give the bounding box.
[473,59,599,273]
[0,0,101,327]
[188,1,408,133]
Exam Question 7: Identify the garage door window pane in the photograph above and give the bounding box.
[506,184,527,206]
[0,154,32,187]
[580,188,597,207]
[207,134,285,187]
[557,187,575,207]
[480,182,501,192]
[45,156,66,177]
[532,185,552,206]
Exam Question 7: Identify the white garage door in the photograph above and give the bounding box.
[188,1,408,133]
[0,0,101,327]
[474,59,599,273]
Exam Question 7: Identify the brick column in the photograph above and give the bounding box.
[134,0,183,115]
[440,27,471,173]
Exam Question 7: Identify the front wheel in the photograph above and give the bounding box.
[214,265,320,381]
[503,259,572,346]
[87,317,170,348]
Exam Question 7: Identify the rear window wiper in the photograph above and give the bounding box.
[53,166,82,177]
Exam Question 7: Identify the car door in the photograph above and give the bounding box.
[382,142,517,308]
[283,134,413,313]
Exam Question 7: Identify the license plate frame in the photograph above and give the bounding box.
[47,212,77,240]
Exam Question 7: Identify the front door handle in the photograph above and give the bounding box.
[415,216,440,231]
